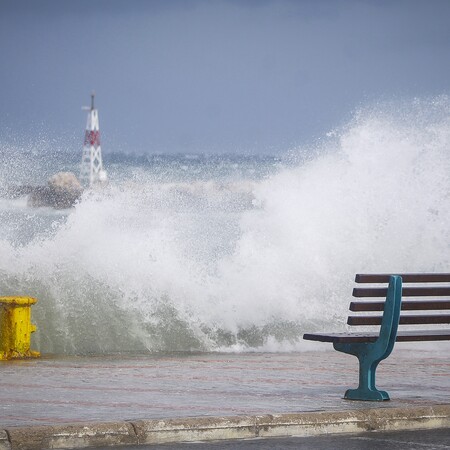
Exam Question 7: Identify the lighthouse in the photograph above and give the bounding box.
[80,92,107,187]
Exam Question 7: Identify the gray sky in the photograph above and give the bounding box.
[0,0,449,155]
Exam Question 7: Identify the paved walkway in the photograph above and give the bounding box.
[1,345,449,427]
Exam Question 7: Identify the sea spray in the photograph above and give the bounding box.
[0,98,449,354]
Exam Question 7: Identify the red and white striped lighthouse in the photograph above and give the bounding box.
[80,92,107,187]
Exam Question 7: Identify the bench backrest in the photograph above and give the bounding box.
[349,274,450,336]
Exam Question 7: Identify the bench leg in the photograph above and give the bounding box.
[344,356,389,401]
[332,275,401,401]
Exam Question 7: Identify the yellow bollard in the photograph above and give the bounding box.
[0,297,40,360]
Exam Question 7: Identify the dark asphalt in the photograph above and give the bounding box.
[90,428,450,449]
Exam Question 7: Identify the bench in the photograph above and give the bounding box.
[303,273,450,401]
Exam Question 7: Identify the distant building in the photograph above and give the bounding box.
[80,92,107,187]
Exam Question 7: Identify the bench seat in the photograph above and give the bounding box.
[304,329,450,343]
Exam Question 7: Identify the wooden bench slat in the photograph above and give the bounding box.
[303,329,450,344]
[348,314,450,326]
[349,300,450,312]
[303,332,379,343]
[355,273,450,283]
[396,330,450,342]
[353,287,450,298]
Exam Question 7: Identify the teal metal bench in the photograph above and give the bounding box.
[303,273,450,401]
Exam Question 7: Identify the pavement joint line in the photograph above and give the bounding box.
[2,404,450,450]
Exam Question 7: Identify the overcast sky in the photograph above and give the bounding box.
[1,0,449,155]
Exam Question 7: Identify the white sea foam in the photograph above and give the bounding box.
[0,98,449,354]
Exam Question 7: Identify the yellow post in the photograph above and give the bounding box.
[0,297,40,360]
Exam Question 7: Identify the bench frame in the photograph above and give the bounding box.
[334,275,401,401]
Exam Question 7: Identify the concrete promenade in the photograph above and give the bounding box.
[0,345,449,448]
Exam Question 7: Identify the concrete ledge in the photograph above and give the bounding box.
[4,404,450,449]
[7,422,136,450]
[0,430,11,450]
[134,416,256,445]
[255,405,450,438]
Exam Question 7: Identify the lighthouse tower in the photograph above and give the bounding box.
[80,92,107,187]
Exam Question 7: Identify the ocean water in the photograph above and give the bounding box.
[0,98,449,355]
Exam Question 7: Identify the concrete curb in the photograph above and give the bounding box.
[3,404,450,450]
